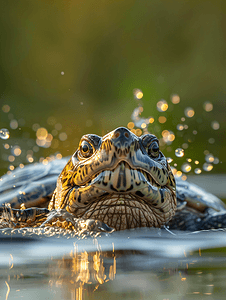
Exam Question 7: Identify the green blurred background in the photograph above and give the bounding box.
[0,0,225,176]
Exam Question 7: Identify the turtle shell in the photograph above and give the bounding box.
[175,177,226,213]
[0,158,225,215]
[0,158,68,208]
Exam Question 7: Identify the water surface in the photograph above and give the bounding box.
[1,228,226,299]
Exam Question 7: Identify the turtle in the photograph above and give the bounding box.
[0,126,225,231]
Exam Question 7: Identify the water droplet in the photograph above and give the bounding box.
[59,132,67,141]
[27,155,34,163]
[61,71,64,75]
[203,163,213,171]
[32,123,40,131]
[208,138,215,144]
[182,143,188,149]
[194,160,199,165]
[205,154,214,163]
[176,171,182,177]
[4,143,10,149]
[177,124,184,131]
[211,121,220,130]
[184,107,195,118]
[184,125,188,129]
[186,158,192,162]
[52,129,58,136]
[162,130,175,144]
[193,130,197,135]
[203,102,213,112]
[133,89,143,99]
[8,155,15,162]
[213,157,219,164]
[56,153,62,159]
[181,117,185,122]
[158,116,167,123]
[181,163,192,173]
[175,148,184,157]
[2,105,10,113]
[194,168,202,174]
[167,157,173,163]
[12,146,21,156]
[135,129,142,136]
[157,100,168,112]
[0,128,10,140]
[10,119,18,129]
[171,94,180,104]
[36,128,48,140]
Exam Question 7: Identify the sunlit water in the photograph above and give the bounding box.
[0,92,225,299]
[1,228,226,299]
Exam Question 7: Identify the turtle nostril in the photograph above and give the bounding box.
[124,132,129,138]
[115,132,120,138]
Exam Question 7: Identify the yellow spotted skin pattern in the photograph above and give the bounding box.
[49,127,177,230]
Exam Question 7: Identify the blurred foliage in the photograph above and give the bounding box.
[0,0,225,175]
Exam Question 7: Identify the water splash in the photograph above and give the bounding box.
[203,163,213,172]
[181,163,192,173]
[175,148,184,158]
[133,88,143,100]
[129,90,222,176]
[0,129,10,140]
[171,94,180,104]
[205,154,214,163]
[203,102,213,112]
[184,107,195,118]
[177,124,184,131]
[211,121,220,130]
[156,100,168,112]
[194,168,202,174]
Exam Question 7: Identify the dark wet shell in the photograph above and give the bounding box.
[0,158,225,213]
[0,158,68,208]
[176,177,226,212]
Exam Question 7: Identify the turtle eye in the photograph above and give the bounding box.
[79,140,93,158]
[148,141,159,158]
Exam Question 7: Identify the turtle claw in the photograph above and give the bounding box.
[39,209,115,233]
[39,209,76,229]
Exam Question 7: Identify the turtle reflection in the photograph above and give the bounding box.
[48,246,116,299]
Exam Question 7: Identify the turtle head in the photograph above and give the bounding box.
[51,127,176,230]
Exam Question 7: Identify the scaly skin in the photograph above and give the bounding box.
[49,127,176,230]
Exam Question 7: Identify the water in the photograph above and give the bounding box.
[1,228,226,299]
[0,128,10,140]
[0,92,225,299]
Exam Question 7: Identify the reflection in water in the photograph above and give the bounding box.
[48,243,116,300]
[5,281,10,300]
[1,228,226,299]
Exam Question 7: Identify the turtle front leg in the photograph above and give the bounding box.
[0,206,50,228]
[39,209,114,233]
